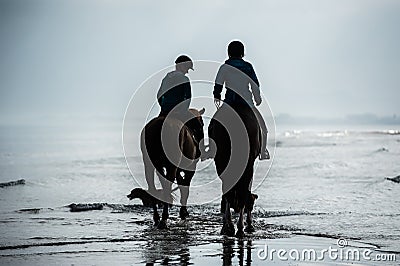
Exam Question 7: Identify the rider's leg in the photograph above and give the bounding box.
[252,107,270,160]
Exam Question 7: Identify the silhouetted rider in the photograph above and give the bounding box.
[157,55,203,158]
[157,55,193,116]
[214,41,270,160]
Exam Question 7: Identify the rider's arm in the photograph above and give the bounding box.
[157,79,165,106]
[213,84,223,100]
[213,65,225,100]
[183,80,192,109]
[248,64,261,105]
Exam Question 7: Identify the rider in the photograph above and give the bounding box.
[157,55,203,158]
[157,55,193,117]
[213,41,270,160]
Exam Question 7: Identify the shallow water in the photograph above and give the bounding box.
[0,123,399,264]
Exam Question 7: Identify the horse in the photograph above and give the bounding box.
[139,108,205,229]
[209,104,261,237]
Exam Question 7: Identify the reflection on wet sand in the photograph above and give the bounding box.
[142,227,191,265]
[141,226,255,265]
[222,237,253,266]
[128,204,290,265]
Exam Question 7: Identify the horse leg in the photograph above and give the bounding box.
[245,207,255,233]
[143,157,159,227]
[144,157,156,192]
[152,204,160,227]
[157,169,173,230]
[158,199,169,229]
[244,162,256,233]
[236,207,245,238]
[178,170,193,220]
[221,196,235,236]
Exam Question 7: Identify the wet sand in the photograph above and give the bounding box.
[0,204,396,265]
[0,234,394,265]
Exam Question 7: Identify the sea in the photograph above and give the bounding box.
[0,118,399,265]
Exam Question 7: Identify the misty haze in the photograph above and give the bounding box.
[0,1,399,265]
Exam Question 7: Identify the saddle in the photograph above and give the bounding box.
[158,111,202,159]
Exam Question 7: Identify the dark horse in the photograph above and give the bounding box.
[209,104,261,237]
[140,108,205,229]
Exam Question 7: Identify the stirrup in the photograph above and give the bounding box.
[259,149,270,160]
[200,150,213,161]
[200,145,214,161]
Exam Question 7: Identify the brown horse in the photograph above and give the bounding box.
[140,108,205,229]
[209,104,261,237]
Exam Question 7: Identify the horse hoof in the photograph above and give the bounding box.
[235,230,245,238]
[244,224,255,233]
[157,220,168,230]
[179,207,189,220]
[220,223,235,236]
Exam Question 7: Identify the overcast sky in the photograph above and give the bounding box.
[0,0,399,124]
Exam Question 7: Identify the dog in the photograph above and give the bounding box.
[127,188,174,208]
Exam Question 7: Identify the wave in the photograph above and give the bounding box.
[17,208,54,214]
[71,156,130,166]
[253,209,328,219]
[275,141,337,148]
[370,130,400,135]
[374,147,389,153]
[279,129,400,138]
[0,237,144,251]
